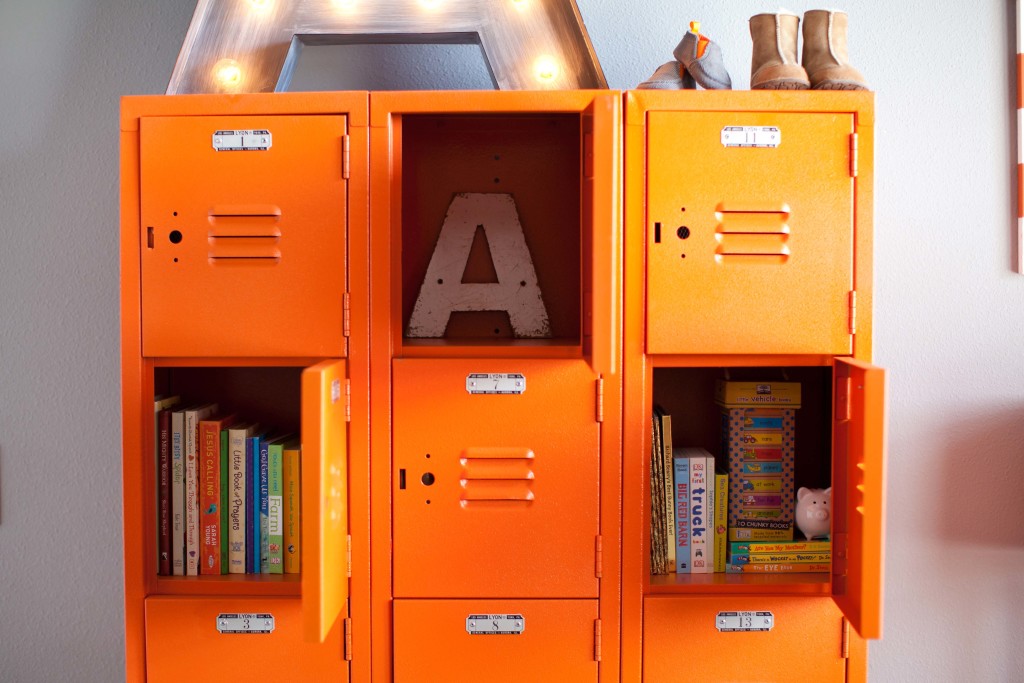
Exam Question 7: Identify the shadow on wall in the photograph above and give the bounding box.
[940,405,1024,546]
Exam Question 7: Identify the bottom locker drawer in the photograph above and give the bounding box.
[394,599,598,682]
[145,597,346,683]
[643,596,846,683]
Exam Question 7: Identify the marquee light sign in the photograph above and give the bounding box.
[167,0,607,94]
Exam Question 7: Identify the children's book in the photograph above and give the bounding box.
[170,409,187,576]
[184,403,217,576]
[672,452,689,573]
[154,397,178,576]
[656,406,675,574]
[199,414,236,575]
[227,423,258,574]
[714,471,728,573]
[266,435,296,575]
[283,443,302,574]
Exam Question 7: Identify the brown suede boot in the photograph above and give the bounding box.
[802,9,869,90]
[749,11,809,90]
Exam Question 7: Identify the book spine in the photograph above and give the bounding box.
[730,552,831,564]
[219,429,229,574]
[245,438,256,577]
[714,472,728,573]
[726,562,830,574]
[184,411,200,576]
[730,541,832,555]
[267,444,285,574]
[259,439,270,573]
[660,413,675,574]
[689,457,710,573]
[283,446,301,574]
[170,412,185,576]
[673,456,689,573]
[199,421,222,575]
[728,527,795,542]
[157,410,172,576]
[228,430,248,574]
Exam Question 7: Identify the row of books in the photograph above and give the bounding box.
[650,406,727,574]
[725,539,832,574]
[155,396,301,577]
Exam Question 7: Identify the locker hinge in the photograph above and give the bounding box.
[342,134,351,179]
[343,618,353,661]
[346,534,352,578]
[595,535,603,578]
[342,292,351,338]
[595,377,604,423]
[842,619,850,659]
[848,290,857,335]
[593,619,602,662]
[849,133,859,178]
[344,379,352,422]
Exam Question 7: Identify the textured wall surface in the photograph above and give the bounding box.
[0,0,1021,681]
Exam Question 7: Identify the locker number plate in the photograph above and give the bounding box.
[466,614,525,635]
[212,129,273,151]
[216,613,275,634]
[721,126,780,148]
[716,611,774,632]
[466,373,525,395]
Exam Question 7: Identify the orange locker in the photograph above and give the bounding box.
[643,596,848,682]
[393,599,599,682]
[121,93,370,683]
[145,597,345,682]
[392,358,600,598]
[368,91,622,681]
[621,91,883,683]
[139,113,348,358]
[645,109,855,356]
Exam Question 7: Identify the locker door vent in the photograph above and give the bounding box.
[459,447,535,506]
[208,205,282,263]
[714,203,790,265]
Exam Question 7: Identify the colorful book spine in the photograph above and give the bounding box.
[672,454,689,573]
[738,476,782,493]
[714,472,728,573]
[728,527,795,542]
[156,408,173,576]
[267,441,286,574]
[730,552,831,564]
[219,428,230,573]
[726,562,830,574]
[228,424,257,574]
[686,451,711,573]
[170,410,186,576]
[259,437,271,573]
[740,462,783,474]
[199,417,232,575]
[247,435,260,574]
[184,404,217,576]
[283,444,301,574]
[730,540,832,555]
[659,409,675,574]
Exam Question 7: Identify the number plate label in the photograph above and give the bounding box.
[466,373,525,395]
[721,126,780,148]
[216,613,275,634]
[716,611,774,632]
[212,129,273,151]
[466,614,525,635]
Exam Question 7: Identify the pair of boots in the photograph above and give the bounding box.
[751,9,867,90]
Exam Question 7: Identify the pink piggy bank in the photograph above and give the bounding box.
[795,487,831,540]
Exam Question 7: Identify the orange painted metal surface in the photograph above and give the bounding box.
[832,358,887,640]
[144,597,346,682]
[139,113,347,358]
[642,596,847,682]
[621,91,880,683]
[392,358,600,598]
[122,92,369,682]
[645,110,854,356]
[393,599,598,682]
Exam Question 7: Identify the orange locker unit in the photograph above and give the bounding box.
[120,93,371,682]
[367,91,622,682]
[622,91,885,682]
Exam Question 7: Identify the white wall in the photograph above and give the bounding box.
[1,0,1021,680]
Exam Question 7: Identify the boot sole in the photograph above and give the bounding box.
[813,82,869,91]
[752,81,810,90]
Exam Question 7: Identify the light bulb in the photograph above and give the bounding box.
[419,0,442,10]
[247,0,273,12]
[533,55,560,84]
[511,0,529,10]
[332,0,356,8]
[212,59,243,90]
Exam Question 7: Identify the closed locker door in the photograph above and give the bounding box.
[392,358,601,598]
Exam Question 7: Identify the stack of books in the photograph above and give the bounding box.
[725,539,831,574]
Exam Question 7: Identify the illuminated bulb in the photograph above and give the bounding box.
[332,0,356,8]
[419,0,442,9]
[533,55,560,83]
[212,59,243,90]
[511,0,529,10]
[247,0,273,12]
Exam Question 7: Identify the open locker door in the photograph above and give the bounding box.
[832,358,886,639]
[302,360,349,643]
[581,94,620,376]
